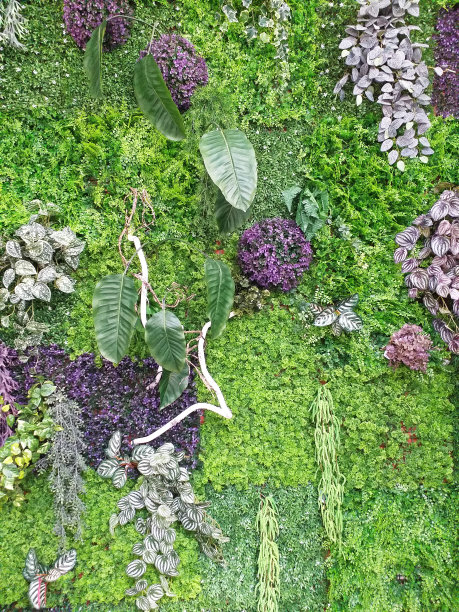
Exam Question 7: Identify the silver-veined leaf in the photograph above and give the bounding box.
[135,595,152,611]
[93,274,138,363]
[205,258,235,339]
[314,306,338,327]
[337,294,359,313]
[32,283,51,302]
[215,189,251,234]
[159,363,190,409]
[23,549,40,582]
[51,549,77,576]
[145,310,186,373]
[143,549,158,565]
[331,320,343,336]
[109,513,119,536]
[133,54,186,141]
[112,466,127,489]
[199,129,257,212]
[128,490,145,509]
[126,578,148,596]
[126,559,147,579]
[132,445,155,462]
[83,22,106,98]
[6,240,22,258]
[147,584,164,602]
[55,275,75,293]
[15,259,36,276]
[106,431,121,459]
[28,577,47,610]
[97,458,119,479]
[132,541,145,556]
[338,311,363,332]
[119,507,136,525]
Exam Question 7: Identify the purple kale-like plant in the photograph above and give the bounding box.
[139,34,208,112]
[384,324,432,371]
[394,188,459,353]
[63,0,133,50]
[432,5,459,119]
[11,345,200,467]
[238,218,313,292]
[0,342,18,447]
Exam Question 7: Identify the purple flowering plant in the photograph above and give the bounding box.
[432,5,459,119]
[64,0,133,50]
[384,324,432,372]
[139,34,208,112]
[238,218,313,292]
[394,188,459,353]
[0,342,18,447]
[11,345,200,468]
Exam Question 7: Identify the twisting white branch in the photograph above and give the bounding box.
[126,234,233,446]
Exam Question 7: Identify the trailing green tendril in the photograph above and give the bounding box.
[255,494,280,612]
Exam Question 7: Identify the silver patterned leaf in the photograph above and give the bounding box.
[180,515,198,532]
[106,431,121,458]
[183,504,204,525]
[157,443,175,455]
[1,315,10,328]
[137,459,155,476]
[126,579,148,596]
[64,240,85,257]
[51,549,77,577]
[401,258,419,273]
[0,288,10,303]
[109,513,119,536]
[136,518,147,535]
[132,541,145,556]
[37,265,57,283]
[222,4,238,22]
[3,268,15,289]
[163,528,176,545]
[31,283,51,302]
[16,222,46,242]
[15,259,37,276]
[314,306,338,327]
[395,226,419,249]
[144,535,161,552]
[430,200,449,221]
[132,445,155,462]
[97,458,119,478]
[55,275,75,293]
[147,584,164,602]
[63,254,80,270]
[50,227,77,247]
[142,549,158,565]
[408,269,429,290]
[5,240,22,258]
[388,149,399,165]
[331,319,343,336]
[338,311,363,332]
[28,577,47,610]
[337,294,359,313]
[129,490,145,510]
[394,247,408,263]
[112,466,127,489]
[117,496,131,511]
[126,559,147,579]
[135,595,152,611]
[23,548,40,582]
[431,235,450,257]
[15,282,34,301]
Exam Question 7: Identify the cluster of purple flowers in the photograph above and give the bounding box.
[238,218,313,292]
[384,324,432,372]
[0,343,18,447]
[11,345,200,467]
[139,34,208,112]
[63,0,133,50]
[432,5,459,118]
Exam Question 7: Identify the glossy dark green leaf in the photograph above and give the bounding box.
[215,189,251,234]
[145,310,186,373]
[133,55,186,141]
[83,22,107,98]
[159,363,190,409]
[205,258,234,339]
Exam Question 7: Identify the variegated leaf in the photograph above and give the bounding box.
[314,306,338,327]
[128,490,145,510]
[32,283,51,302]
[147,584,164,602]
[15,259,37,276]
[132,541,145,556]
[331,320,343,336]
[3,268,15,288]
[37,266,57,283]
[430,199,449,221]
[97,458,119,479]
[394,247,408,264]
[109,513,119,536]
[6,240,22,259]
[148,526,165,544]
[126,559,147,579]
[143,549,158,565]
[409,269,429,290]
[106,431,121,458]
[337,294,359,313]
[395,227,419,249]
[135,595,151,611]
[180,515,199,531]
[28,577,47,610]
[23,548,40,582]
[163,528,176,545]
[132,445,154,462]
[119,507,136,526]
[112,466,127,489]
[55,275,75,293]
[431,235,450,257]
[136,518,147,535]
[338,311,363,332]
[51,549,77,576]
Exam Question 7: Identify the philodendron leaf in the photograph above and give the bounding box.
[133,54,186,141]
[199,129,257,212]
[93,274,138,363]
[145,310,186,373]
[159,363,190,409]
[204,258,234,339]
[83,21,107,98]
[28,577,47,610]
[215,189,251,234]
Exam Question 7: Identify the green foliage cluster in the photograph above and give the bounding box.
[255,495,280,612]
[328,485,458,611]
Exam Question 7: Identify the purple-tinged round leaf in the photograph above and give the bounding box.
[437,220,452,236]
[394,247,408,263]
[429,275,438,292]
[431,235,450,257]
[401,258,419,273]
[450,288,459,300]
[408,288,418,298]
[433,319,454,343]
[430,199,450,221]
[436,284,450,298]
[409,269,429,290]
[418,245,432,260]
[452,299,459,317]
[413,214,433,228]
[448,335,459,354]
[423,293,439,315]
[395,226,419,249]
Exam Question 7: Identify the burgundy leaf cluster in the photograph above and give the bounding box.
[432,5,459,118]
[139,34,208,112]
[0,342,18,447]
[63,0,133,50]
[238,218,313,292]
[384,323,432,372]
[394,189,459,353]
[10,345,200,468]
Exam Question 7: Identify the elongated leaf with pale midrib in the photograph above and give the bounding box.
[200,129,257,212]
[133,55,186,141]
[145,310,186,372]
[159,363,190,409]
[205,258,234,339]
[92,274,138,363]
[215,189,251,234]
[83,22,107,98]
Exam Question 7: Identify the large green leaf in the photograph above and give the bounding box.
[199,129,257,212]
[215,189,251,234]
[205,258,234,339]
[145,310,186,372]
[92,274,138,363]
[83,21,107,98]
[159,363,190,409]
[133,55,186,141]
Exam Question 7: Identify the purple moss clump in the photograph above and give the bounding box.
[139,34,208,112]
[432,5,459,118]
[238,218,313,292]
[63,0,133,50]
[11,345,200,468]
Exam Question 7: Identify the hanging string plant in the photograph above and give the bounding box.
[255,494,280,612]
[310,385,345,546]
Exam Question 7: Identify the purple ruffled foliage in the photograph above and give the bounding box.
[139,34,208,112]
[10,345,200,468]
[384,324,432,372]
[0,342,19,447]
[432,5,459,118]
[238,218,313,292]
[63,0,133,50]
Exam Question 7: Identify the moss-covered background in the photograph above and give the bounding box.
[0,0,457,610]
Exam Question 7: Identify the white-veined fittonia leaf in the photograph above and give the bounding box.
[126,559,147,579]
[55,275,75,293]
[6,240,22,258]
